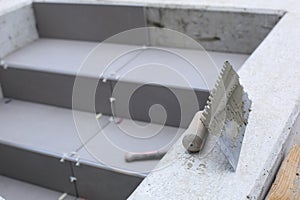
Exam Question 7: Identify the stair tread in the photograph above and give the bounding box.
[0,98,107,155]
[3,38,249,89]
[77,117,185,174]
[0,99,184,174]
[4,38,138,77]
[0,175,77,200]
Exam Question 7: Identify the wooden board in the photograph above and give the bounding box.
[266,145,300,200]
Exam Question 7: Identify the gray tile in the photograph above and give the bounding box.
[1,39,144,114]
[0,144,76,196]
[1,38,248,128]
[77,118,185,173]
[0,175,76,200]
[4,39,98,75]
[106,46,247,127]
[0,67,113,114]
[109,46,248,90]
[72,163,143,200]
[0,99,109,154]
[3,39,143,76]
[34,3,146,43]
[112,80,209,128]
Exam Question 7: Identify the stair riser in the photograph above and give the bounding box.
[0,67,209,128]
[0,142,143,200]
[0,143,77,196]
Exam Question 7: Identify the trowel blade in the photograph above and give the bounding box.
[218,92,251,171]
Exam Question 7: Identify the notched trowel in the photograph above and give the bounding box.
[182,61,251,171]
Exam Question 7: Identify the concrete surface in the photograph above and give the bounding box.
[0,0,300,200]
[0,3,38,59]
[145,7,282,54]
[127,1,300,200]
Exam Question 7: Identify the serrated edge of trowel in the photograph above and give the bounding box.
[200,61,236,132]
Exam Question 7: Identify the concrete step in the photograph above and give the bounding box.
[0,98,184,199]
[0,38,248,128]
[0,175,78,200]
[0,36,248,199]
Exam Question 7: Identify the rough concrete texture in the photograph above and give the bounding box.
[1,0,300,199]
[0,3,38,59]
[146,7,282,54]
[0,0,31,16]
[126,1,300,200]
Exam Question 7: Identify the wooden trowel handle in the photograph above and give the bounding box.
[125,151,167,162]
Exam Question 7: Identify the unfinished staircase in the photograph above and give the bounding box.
[0,2,253,199]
